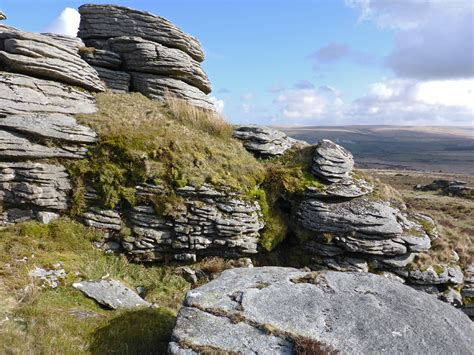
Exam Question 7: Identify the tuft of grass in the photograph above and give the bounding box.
[72,92,265,209]
[78,46,96,55]
[293,336,340,355]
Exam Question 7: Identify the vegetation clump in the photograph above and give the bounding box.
[70,92,265,210]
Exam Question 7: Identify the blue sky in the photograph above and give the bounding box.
[1,0,473,126]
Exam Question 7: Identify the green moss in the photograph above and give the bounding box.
[419,218,436,236]
[432,264,445,275]
[405,227,426,238]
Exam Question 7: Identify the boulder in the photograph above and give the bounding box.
[0,72,96,116]
[0,26,104,92]
[311,139,354,182]
[0,114,97,143]
[80,48,122,70]
[0,162,70,211]
[72,279,150,309]
[107,36,211,94]
[41,33,84,51]
[306,176,373,199]
[394,265,464,285]
[131,72,214,111]
[0,130,86,159]
[78,4,204,62]
[170,267,473,354]
[233,126,306,157]
[93,66,130,92]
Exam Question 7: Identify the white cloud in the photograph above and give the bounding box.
[209,96,225,114]
[44,8,80,37]
[273,86,344,123]
[349,79,474,125]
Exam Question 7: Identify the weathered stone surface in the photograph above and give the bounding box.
[0,26,104,92]
[299,198,403,238]
[0,162,70,211]
[122,184,263,262]
[41,33,84,51]
[394,265,464,285]
[311,139,354,182]
[72,279,150,309]
[171,267,473,354]
[78,4,204,62]
[233,125,306,157]
[81,48,122,70]
[108,36,211,94]
[93,66,130,92]
[36,211,60,224]
[0,130,86,159]
[462,263,474,318]
[0,73,96,116]
[0,114,97,143]
[131,72,214,111]
[29,266,66,289]
[83,207,122,231]
[306,176,373,199]
[0,208,33,225]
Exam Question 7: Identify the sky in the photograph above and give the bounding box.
[0,0,473,126]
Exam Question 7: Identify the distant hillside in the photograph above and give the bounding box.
[276,126,474,175]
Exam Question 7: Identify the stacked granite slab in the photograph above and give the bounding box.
[0,24,102,224]
[83,183,264,262]
[78,4,215,110]
[293,139,465,304]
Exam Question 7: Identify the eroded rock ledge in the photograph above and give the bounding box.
[170,267,473,354]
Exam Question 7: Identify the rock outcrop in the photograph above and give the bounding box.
[83,184,264,262]
[311,139,354,182]
[415,179,473,199]
[0,26,104,92]
[462,263,474,319]
[0,11,6,21]
[0,26,98,224]
[170,267,474,354]
[233,126,306,157]
[77,4,213,109]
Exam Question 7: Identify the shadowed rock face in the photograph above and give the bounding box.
[170,267,474,354]
[78,4,204,62]
[0,26,104,92]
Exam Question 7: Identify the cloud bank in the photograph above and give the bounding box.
[44,8,80,37]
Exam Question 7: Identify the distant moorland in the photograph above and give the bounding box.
[277,126,474,175]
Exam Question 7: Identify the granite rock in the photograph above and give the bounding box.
[311,139,354,182]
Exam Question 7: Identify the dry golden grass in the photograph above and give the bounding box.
[368,170,473,270]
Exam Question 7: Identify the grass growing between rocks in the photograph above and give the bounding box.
[71,92,265,210]
[0,218,189,354]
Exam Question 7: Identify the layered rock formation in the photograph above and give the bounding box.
[0,24,101,224]
[233,126,306,157]
[170,267,474,354]
[77,4,214,110]
[83,184,264,262]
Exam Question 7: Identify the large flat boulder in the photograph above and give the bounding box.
[170,267,473,354]
[108,36,211,94]
[78,4,204,62]
[131,72,214,111]
[0,73,96,116]
[0,26,104,92]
